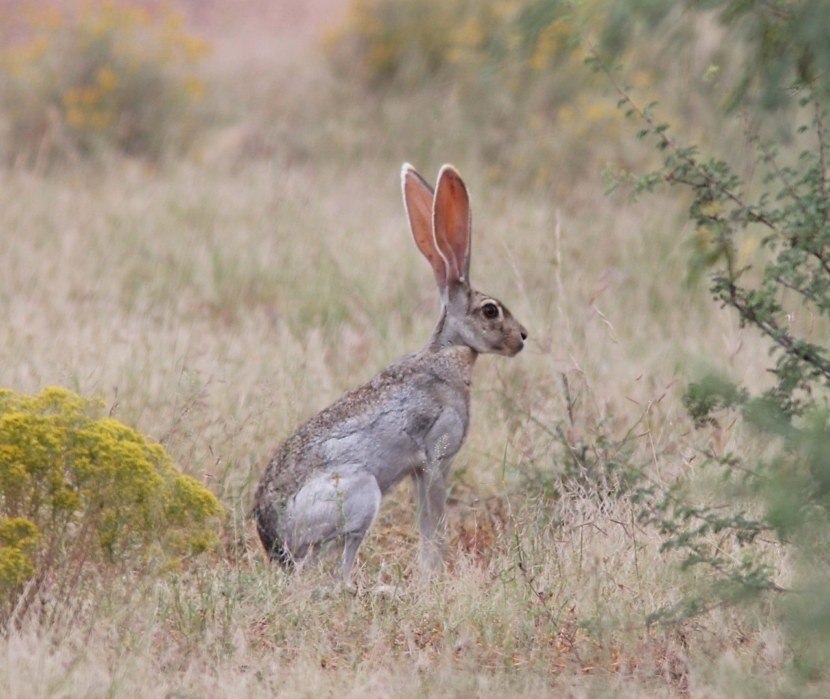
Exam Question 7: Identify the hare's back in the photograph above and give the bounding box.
[285,349,471,487]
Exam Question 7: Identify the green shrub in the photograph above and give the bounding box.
[0,386,222,622]
[0,1,209,165]
[599,0,830,682]
[598,0,830,111]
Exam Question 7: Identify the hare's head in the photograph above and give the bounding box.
[402,164,527,357]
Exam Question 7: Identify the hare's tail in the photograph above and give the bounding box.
[255,504,293,569]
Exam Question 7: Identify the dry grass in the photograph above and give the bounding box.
[0,3,795,697]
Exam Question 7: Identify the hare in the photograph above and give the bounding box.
[253,163,527,579]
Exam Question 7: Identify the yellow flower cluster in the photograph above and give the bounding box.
[0,518,39,593]
[63,67,119,130]
[0,387,222,615]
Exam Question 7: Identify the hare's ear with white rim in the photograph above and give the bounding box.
[433,164,471,287]
[402,163,449,292]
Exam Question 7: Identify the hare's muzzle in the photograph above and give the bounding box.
[507,323,528,356]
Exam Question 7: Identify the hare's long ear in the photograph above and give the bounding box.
[433,165,471,286]
[401,163,449,291]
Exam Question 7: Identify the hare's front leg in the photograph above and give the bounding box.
[415,409,466,572]
[413,465,448,572]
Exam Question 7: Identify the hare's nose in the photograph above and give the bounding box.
[520,328,528,341]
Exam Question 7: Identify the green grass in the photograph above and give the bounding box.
[0,4,800,697]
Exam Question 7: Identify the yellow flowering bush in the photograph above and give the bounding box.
[0,518,39,595]
[0,387,222,619]
[325,0,642,188]
[0,1,210,164]
[325,0,596,92]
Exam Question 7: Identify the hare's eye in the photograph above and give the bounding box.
[482,302,500,320]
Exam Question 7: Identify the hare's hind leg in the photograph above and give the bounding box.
[289,469,381,579]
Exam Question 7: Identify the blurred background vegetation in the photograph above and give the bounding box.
[0,0,828,695]
[0,1,208,165]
